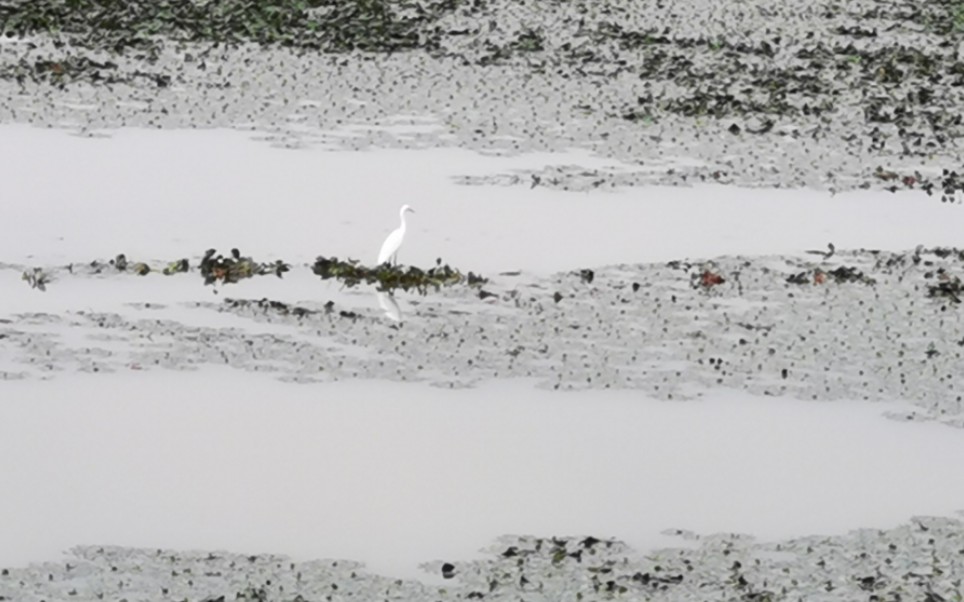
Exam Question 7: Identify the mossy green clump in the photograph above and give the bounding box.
[312,255,486,294]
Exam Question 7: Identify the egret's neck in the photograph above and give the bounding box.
[398,210,408,230]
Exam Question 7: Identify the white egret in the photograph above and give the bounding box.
[377,204,415,266]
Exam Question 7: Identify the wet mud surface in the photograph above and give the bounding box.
[4,246,964,428]
[2,516,963,601]
[2,0,964,195]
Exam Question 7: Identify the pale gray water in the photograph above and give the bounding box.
[3,0,964,596]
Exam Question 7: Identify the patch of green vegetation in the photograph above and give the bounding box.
[87,250,288,284]
[312,255,486,293]
[954,1,964,32]
[41,249,483,295]
[0,0,462,53]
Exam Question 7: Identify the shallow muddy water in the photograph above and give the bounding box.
[3,370,964,582]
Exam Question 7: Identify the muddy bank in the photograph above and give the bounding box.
[2,516,963,601]
[2,0,964,195]
[4,246,964,428]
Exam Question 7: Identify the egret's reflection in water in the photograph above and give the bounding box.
[376,291,402,322]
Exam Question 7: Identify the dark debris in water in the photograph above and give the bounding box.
[697,269,725,289]
[926,271,964,304]
[20,267,50,291]
[786,265,875,286]
[312,255,486,294]
[82,253,156,276]
[163,258,190,275]
[667,261,728,291]
[224,297,321,319]
[826,265,876,285]
[76,248,283,285]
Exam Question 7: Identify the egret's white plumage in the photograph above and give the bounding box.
[377,204,415,265]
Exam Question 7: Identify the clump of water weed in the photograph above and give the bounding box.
[21,267,51,291]
[200,248,290,286]
[312,256,486,294]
